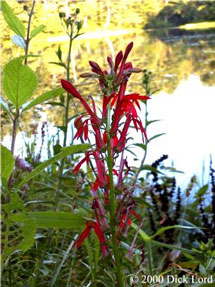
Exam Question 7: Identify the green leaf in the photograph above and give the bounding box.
[55,126,67,133]
[49,239,74,287]
[49,62,67,68]
[30,25,46,39]
[151,240,201,255]
[1,144,15,182]
[1,1,25,38]
[2,193,36,263]
[149,133,166,141]
[53,144,62,155]
[195,184,208,198]
[28,211,85,229]
[150,225,198,239]
[131,223,151,242]
[199,264,206,275]
[3,58,37,109]
[3,193,23,213]
[93,233,100,271]
[197,284,215,287]
[146,119,160,126]
[45,101,65,107]
[21,88,64,112]
[134,143,146,151]
[140,164,159,174]
[85,238,93,270]
[0,96,12,119]
[161,166,184,174]
[56,46,62,61]
[17,144,90,188]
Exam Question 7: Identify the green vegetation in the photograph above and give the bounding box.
[145,1,215,29]
[1,1,215,287]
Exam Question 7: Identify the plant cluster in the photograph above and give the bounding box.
[1,1,215,287]
[145,1,215,29]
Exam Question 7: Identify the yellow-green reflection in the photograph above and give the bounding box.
[1,0,215,139]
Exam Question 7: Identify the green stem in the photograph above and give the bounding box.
[132,102,148,183]
[24,0,36,65]
[146,242,153,275]
[106,104,123,287]
[10,1,36,155]
[63,31,73,147]
[11,111,19,155]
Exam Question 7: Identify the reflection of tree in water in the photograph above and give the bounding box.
[1,0,215,138]
[147,29,215,89]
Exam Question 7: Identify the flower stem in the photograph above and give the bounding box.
[11,111,19,155]
[146,241,153,275]
[63,31,73,147]
[24,0,36,65]
[133,102,148,181]
[106,104,124,287]
[10,1,36,155]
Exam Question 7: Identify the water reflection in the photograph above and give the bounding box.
[141,75,215,186]
[1,0,215,183]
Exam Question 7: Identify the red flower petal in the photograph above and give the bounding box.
[61,79,101,126]
[84,124,88,140]
[114,51,123,72]
[73,221,92,248]
[93,222,109,257]
[107,56,113,69]
[130,210,141,220]
[72,153,89,174]
[74,126,84,140]
[112,169,118,176]
[116,116,132,152]
[103,131,107,144]
[123,42,133,61]
[61,79,82,99]
[89,61,103,76]
[93,151,106,186]
[124,94,150,101]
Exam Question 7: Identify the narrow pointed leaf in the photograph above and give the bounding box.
[28,212,85,229]
[195,184,208,198]
[131,223,151,242]
[140,165,160,174]
[49,62,67,68]
[17,144,90,188]
[146,119,161,126]
[22,88,64,112]
[151,240,201,254]
[134,143,146,151]
[149,133,166,141]
[162,166,184,174]
[1,1,25,38]
[150,225,199,239]
[30,25,46,39]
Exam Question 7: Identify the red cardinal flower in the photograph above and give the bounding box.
[80,42,141,94]
[63,43,151,258]
[73,221,92,248]
[72,151,91,174]
[61,79,102,126]
[92,222,109,257]
[73,220,109,257]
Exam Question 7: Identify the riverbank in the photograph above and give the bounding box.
[179,21,215,30]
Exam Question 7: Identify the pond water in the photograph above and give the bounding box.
[1,0,215,186]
